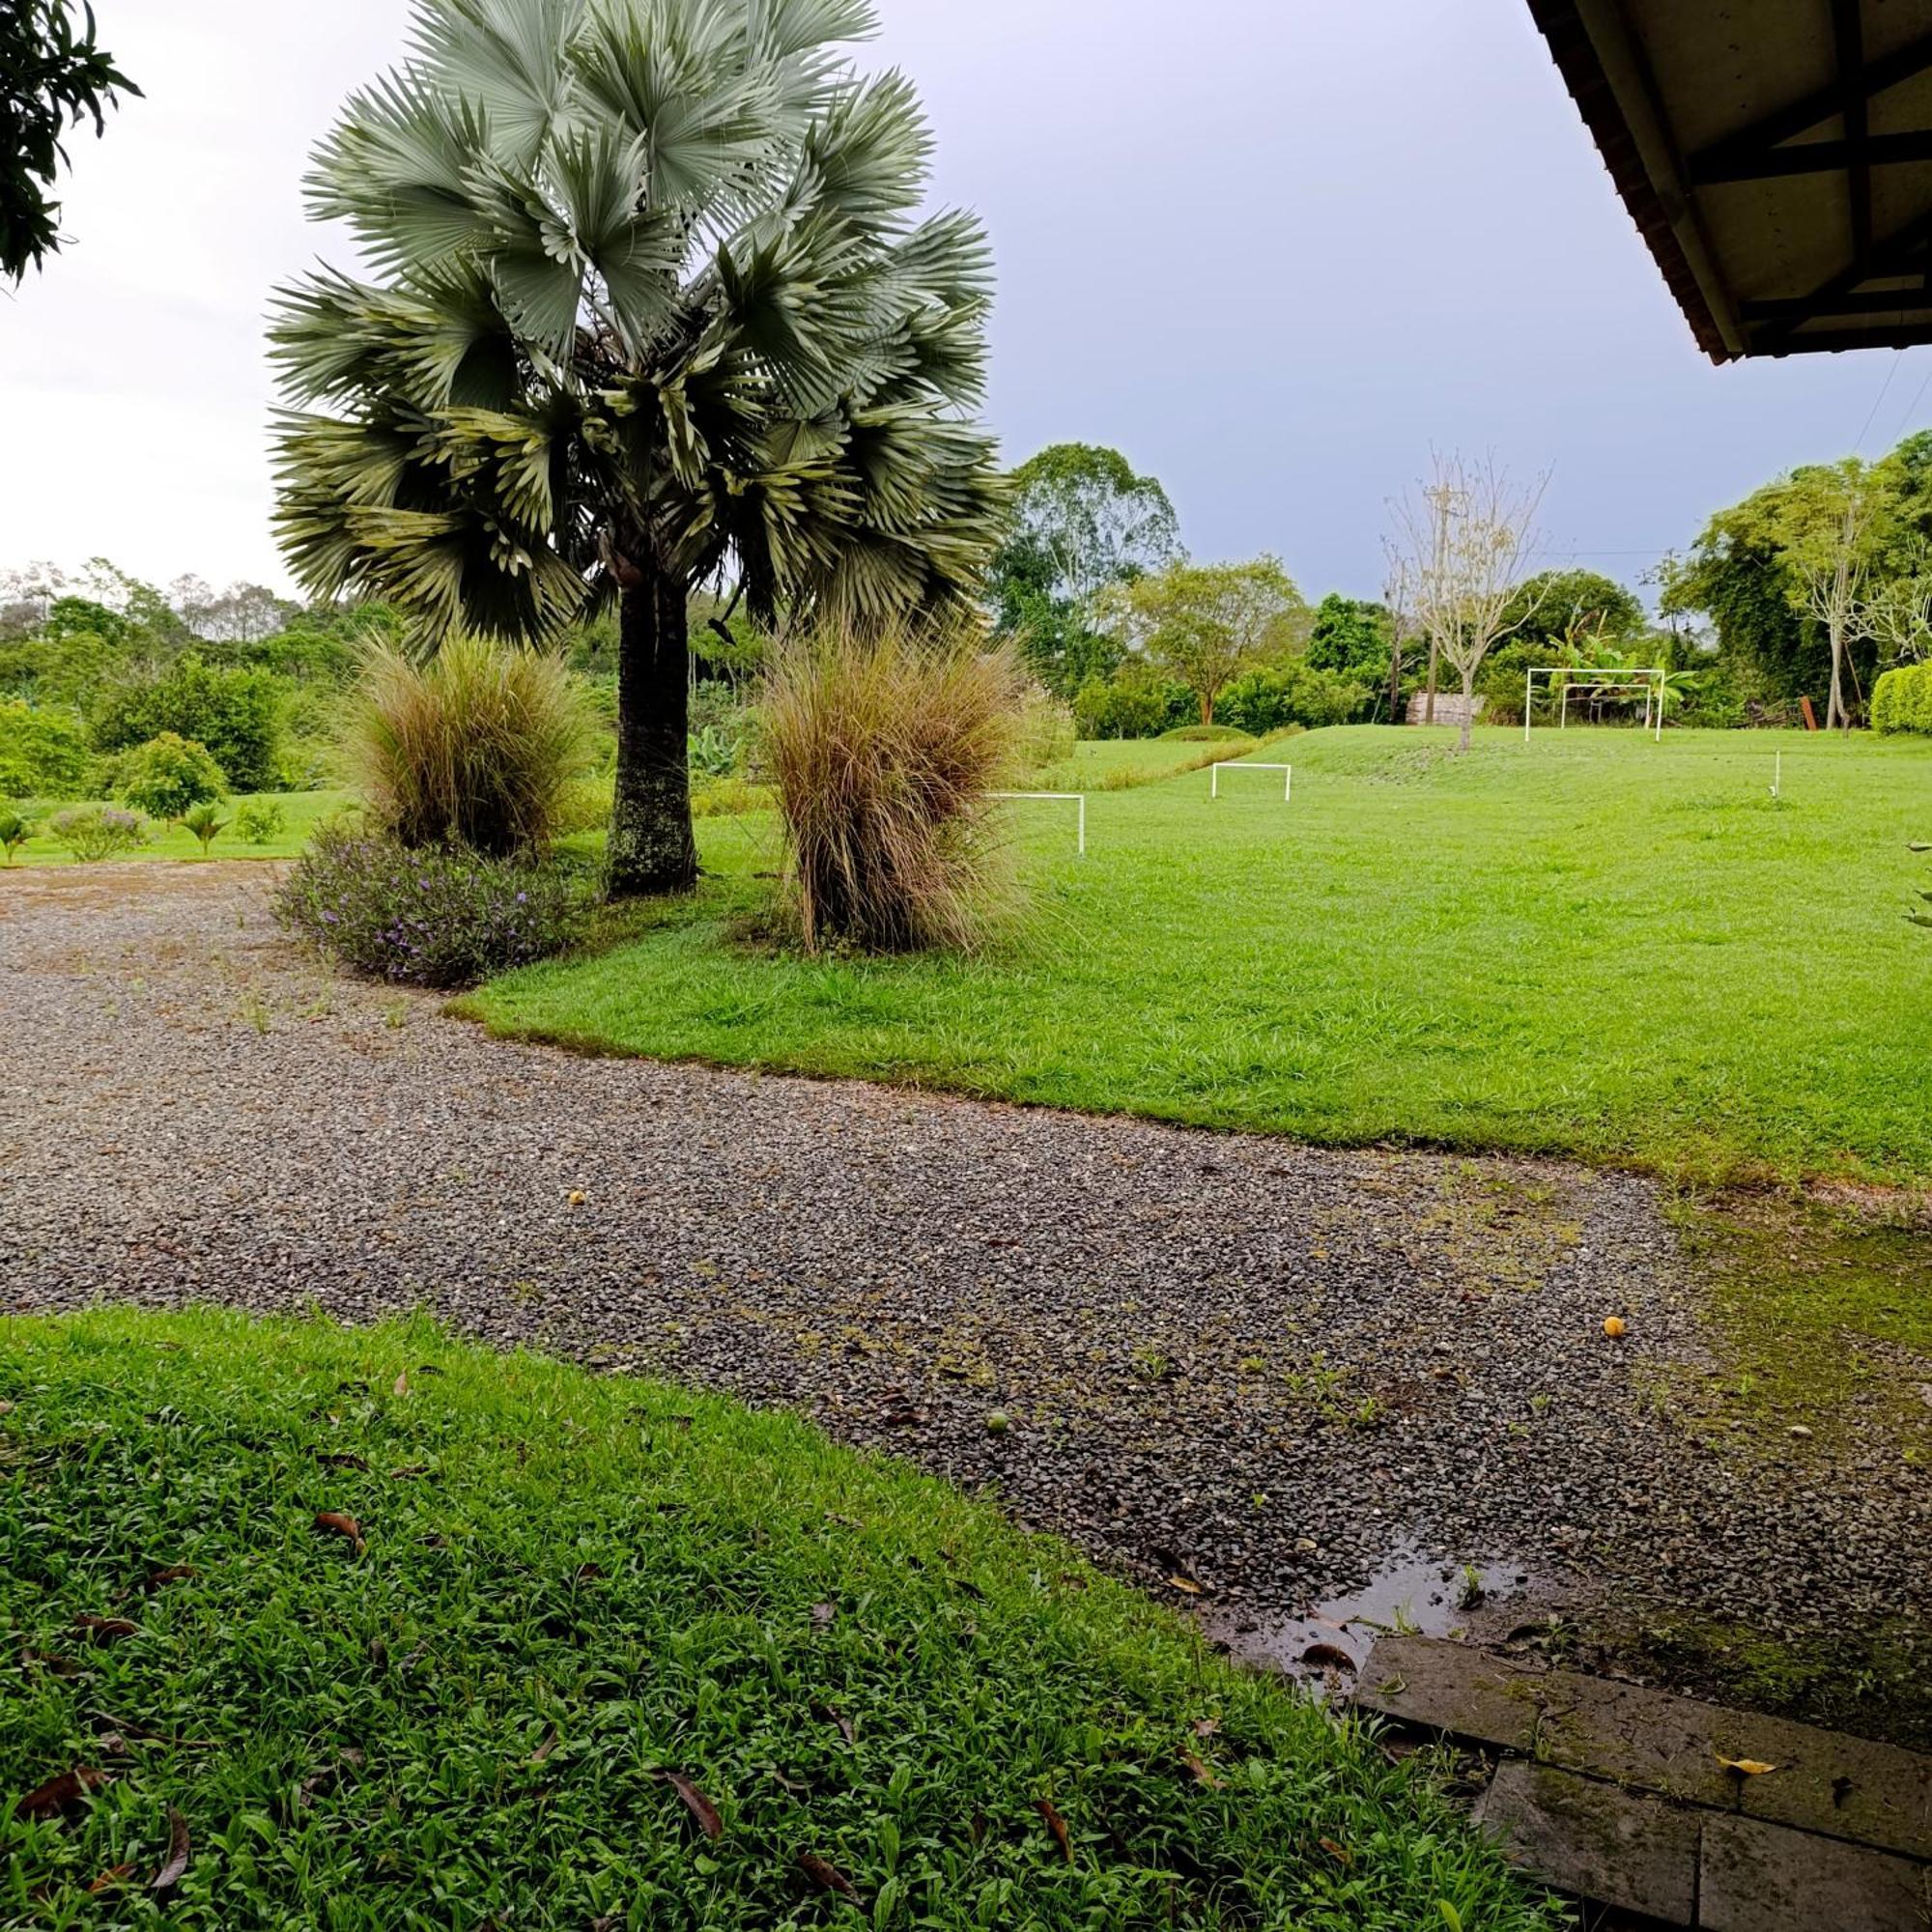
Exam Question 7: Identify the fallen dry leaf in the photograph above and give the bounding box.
[529,1728,559,1765]
[392,1372,411,1398]
[798,1853,859,1899]
[73,1615,140,1645]
[86,1865,137,1894]
[810,1701,854,1745]
[659,1771,723,1840]
[143,1564,198,1592]
[314,1452,369,1472]
[1300,1642,1358,1675]
[1166,1575,1205,1597]
[1191,1718,1222,1740]
[313,1512,364,1551]
[18,1768,109,1819]
[151,1806,190,1891]
[1036,1798,1073,1863]
[1717,1755,1780,1777]
[1319,1836,1354,1866]
[1179,1751,1224,1790]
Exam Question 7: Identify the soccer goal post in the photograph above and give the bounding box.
[1523,668,1666,742]
[1209,762,1293,802]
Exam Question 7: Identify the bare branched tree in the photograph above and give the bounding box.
[1389,454,1549,753]
[1379,549,1416,726]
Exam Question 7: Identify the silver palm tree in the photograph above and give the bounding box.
[271,0,1004,895]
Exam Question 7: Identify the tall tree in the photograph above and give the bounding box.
[1,1,139,279]
[271,0,1003,895]
[987,443,1180,694]
[1390,454,1548,753]
[1096,556,1307,727]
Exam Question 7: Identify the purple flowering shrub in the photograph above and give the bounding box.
[275,822,589,989]
[50,806,151,863]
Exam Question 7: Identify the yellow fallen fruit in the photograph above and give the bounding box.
[1603,1317,1628,1339]
[567,1190,587,1208]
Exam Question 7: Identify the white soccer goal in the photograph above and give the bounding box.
[1209,762,1293,802]
[1523,668,1666,743]
[987,791,1087,855]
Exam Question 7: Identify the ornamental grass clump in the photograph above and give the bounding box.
[762,629,1027,954]
[345,639,598,860]
[276,822,589,990]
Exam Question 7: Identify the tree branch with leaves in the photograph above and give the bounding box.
[1,0,139,279]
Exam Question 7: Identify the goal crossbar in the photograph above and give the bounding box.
[1209,762,1293,802]
[987,791,1086,856]
[1523,668,1666,743]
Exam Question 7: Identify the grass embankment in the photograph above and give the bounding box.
[469,727,1932,1189]
[0,1310,1560,1929]
[1,791,347,867]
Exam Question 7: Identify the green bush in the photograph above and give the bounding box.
[91,654,285,791]
[1219,660,1368,734]
[275,822,591,988]
[1873,662,1932,734]
[0,802,39,863]
[234,798,289,846]
[107,731,229,819]
[0,699,90,798]
[345,639,599,858]
[691,775,775,818]
[1159,724,1254,743]
[1072,668,1190,740]
[49,805,150,863]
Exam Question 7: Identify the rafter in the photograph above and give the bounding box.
[1690,129,1932,185]
[1755,205,1932,347]
[1833,0,1874,266]
[1687,24,1932,181]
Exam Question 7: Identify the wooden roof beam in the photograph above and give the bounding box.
[1833,0,1874,267]
[1690,130,1932,185]
[1688,25,1932,181]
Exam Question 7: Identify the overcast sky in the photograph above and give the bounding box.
[5,0,1930,608]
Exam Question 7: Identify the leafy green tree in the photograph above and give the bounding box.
[1,1,140,279]
[270,0,1002,897]
[1500,569,1644,650]
[110,731,228,820]
[0,698,90,797]
[1305,594,1393,719]
[91,654,283,791]
[1096,557,1309,727]
[989,444,1179,695]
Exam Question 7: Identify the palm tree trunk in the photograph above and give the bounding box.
[608,569,697,898]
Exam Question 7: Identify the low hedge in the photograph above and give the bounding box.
[1873,661,1932,734]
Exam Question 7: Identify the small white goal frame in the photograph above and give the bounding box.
[1523,668,1666,743]
[1209,762,1293,802]
[987,791,1087,856]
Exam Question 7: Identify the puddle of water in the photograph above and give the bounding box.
[1202,1538,1547,1684]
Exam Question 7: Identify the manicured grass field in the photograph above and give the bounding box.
[469,727,1932,1187]
[0,1310,1558,1930]
[1,790,347,867]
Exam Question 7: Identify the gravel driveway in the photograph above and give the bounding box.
[3,862,1926,1662]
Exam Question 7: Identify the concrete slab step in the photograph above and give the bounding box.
[1359,1634,1932,1863]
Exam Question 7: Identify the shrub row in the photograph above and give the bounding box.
[1873,662,1932,734]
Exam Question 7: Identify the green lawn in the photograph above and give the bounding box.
[2,790,347,867]
[469,727,1932,1187]
[0,1309,1559,1930]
